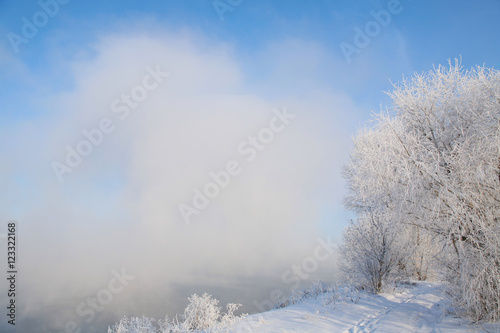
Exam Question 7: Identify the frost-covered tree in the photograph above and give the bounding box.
[339,211,406,293]
[342,61,500,321]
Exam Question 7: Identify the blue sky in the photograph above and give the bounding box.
[2,0,500,120]
[1,0,500,331]
[3,1,500,88]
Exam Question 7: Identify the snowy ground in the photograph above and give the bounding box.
[231,282,500,332]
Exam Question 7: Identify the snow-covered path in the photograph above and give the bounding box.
[340,283,448,333]
[232,282,499,332]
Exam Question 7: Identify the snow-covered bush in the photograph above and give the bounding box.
[107,316,157,333]
[321,284,363,308]
[182,293,221,331]
[274,280,364,310]
[273,280,364,310]
[108,293,245,333]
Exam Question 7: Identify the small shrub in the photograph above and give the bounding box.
[107,316,157,333]
[183,293,221,331]
[108,293,246,333]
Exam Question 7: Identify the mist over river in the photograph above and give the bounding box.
[1,267,336,333]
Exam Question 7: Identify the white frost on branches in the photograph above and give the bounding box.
[108,293,245,333]
[341,60,500,321]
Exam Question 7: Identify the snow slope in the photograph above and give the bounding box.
[231,282,500,332]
